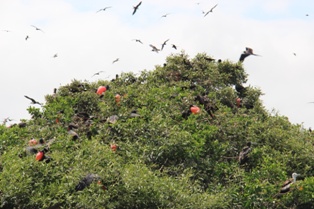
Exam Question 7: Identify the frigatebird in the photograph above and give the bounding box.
[203,4,218,17]
[96,6,112,13]
[238,142,252,165]
[25,35,29,41]
[149,44,160,53]
[161,13,170,18]
[75,174,106,191]
[53,53,58,58]
[172,44,177,50]
[132,1,142,15]
[161,39,169,51]
[24,95,42,105]
[91,71,104,77]
[112,58,119,64]
[31,25,44,33]
[274,173,301,197]
[239,47,259,62]
[132,39,143,44]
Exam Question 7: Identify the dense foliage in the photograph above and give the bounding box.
[1,52,314,209]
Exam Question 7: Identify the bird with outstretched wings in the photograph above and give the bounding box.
[24,95,42,105]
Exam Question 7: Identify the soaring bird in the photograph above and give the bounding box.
[274,173,301,197]
[25,35,29,41]
[238,142,252,165]
[31,25,44,33]
[91,71,104,77]
[149,44,160,53]
[161,13,170,18]
[239,47,259,62]
[53,53,58,58]
[96,6,112,13]
[203,4,218,17]
[1,30,10,32]
[75,174,106,191]
[172,44,177,50]
[24,95,42,105]
[161,39,169,51]
[132,1,142,15]
[132,39,143,44]
[112,58,119,64]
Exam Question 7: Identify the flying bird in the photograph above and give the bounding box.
[132,1,142,15]
[149,44,160,53]
[31,25,44,33]
[239,47,259,62]
[203,4,218,17]
[293,52,296,56]
[172,44,177,50]
[132,39,143,44]
[161,13,170,18]
[24,95,42,105]
[96,6,112,13]
[92,71,104,77]
[53,53,58,58]
[112,58,119,64]
[25,35,29,41]
[1,30,10,32]
[161,39,169,51]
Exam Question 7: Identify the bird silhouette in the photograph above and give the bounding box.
[203,4,218,17]
[92,71,104,77]
[24,95,42,105]
[132,39,143,44]
[161,39,169,51]
[149,44,160,53]
[161,13,170,18]
[25,35,29,41]
[96,6,112,13]
[1,30,10,32]
[132,1,142,15]
[172,44,177,50]
[31,25,44,33]
[53,53,58,58]
[112,58,119,64]
[239,47,259,62]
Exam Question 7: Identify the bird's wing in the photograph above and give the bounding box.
[24,95,35,103]
[210,4,218,11]
[204,11,210,17]
[136,1,142,8]
[239,53,249,62]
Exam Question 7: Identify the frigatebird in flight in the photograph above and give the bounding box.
[132,1,142,15]
[31,25,44,33]
[161,39,169,51]
[239,47,260,62]
[112,58,119,64]
[96,6,112,13]
[203,4,218,17]
[24,95,42,105]
[149,44,160,53]
[91,71,104,77]
[132,39,143,44]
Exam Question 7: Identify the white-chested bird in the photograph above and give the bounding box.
[149,44,160,53]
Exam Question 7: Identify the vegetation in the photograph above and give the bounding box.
[1,52,314,209]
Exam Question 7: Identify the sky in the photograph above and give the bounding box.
[0,0,314,128]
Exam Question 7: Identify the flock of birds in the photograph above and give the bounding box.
[1,1,310,198]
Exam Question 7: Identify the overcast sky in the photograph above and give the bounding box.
[1,0,314,128]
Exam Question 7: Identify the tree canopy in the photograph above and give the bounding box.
[1,52,314,209]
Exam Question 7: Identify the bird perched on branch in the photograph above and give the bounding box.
[75,174,106,191]
[274,173,301,197]
[239,47,260,62]
[24,95,42,105]
[132,1,142,15]
[239,142,252,165]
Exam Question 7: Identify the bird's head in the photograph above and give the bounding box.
[292,173,301,182]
